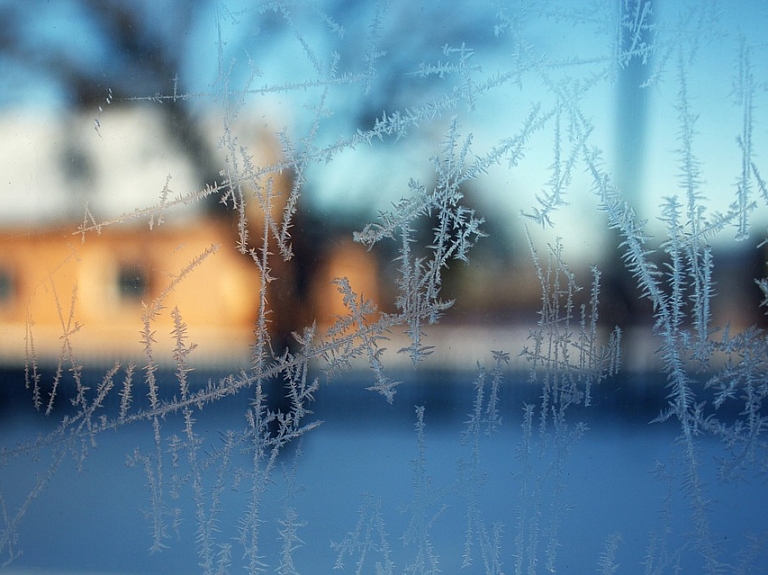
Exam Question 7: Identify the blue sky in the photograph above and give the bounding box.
[2,0,768,255]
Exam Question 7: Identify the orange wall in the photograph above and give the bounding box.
[0,222,262,365]
[0,221,384,367]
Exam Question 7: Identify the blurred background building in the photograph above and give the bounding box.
[1,0,767,372]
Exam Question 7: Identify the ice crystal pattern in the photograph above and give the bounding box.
[1,1,768,574]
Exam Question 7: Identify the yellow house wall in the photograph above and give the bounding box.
[0,222,262,366]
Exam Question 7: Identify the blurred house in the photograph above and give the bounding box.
[0,222,260,365]
[0,107,383,367]
[0,223,387,368]
[3,106,764,372]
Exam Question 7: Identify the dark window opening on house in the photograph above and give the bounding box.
[117,265,148,300]
[0,267,13,305]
